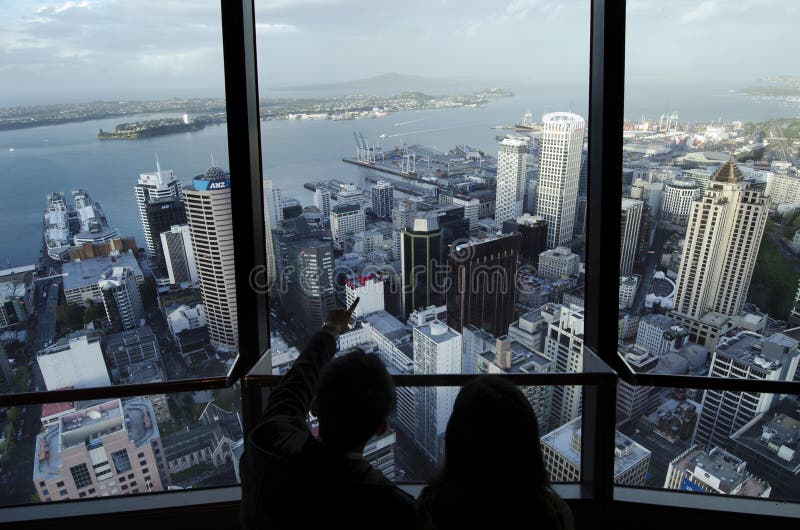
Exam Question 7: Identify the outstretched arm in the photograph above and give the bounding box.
[253,301,359,453]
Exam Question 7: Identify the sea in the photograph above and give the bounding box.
[1,80,799,267]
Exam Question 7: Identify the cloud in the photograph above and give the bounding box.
[35,0,92,16]
[255,23,299,33]
[680,0,719,24]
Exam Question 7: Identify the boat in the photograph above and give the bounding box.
[379,133,388,138]
[514,111,536,131]
[8,148,14,152]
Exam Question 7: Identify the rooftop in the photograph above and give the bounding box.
[33,399,160,481]
[731,398,800,473]
[716,332,792,372]
[670,446,770,496]
[414,320,460,344]
[62,251,141,293]
[541,416,651,479]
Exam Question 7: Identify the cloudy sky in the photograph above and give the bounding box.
[1,0,799,106]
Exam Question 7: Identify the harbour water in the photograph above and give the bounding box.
[1,80,798,267]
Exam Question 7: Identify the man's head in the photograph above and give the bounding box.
[313,349,395,452]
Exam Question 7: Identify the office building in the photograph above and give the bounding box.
[38,333,110,390]
[618,275,639,309]
[502,213,548,267]
[401,214,443,319]
[160,224,198,285]
[661,180,700,227]
[694,332,799,451]
[273,217,335,331]
[144,199,186,270]
[392,204,417,260]
[445,234,520,338]
[536,112,585,248]
[371,181,393,219]
[635,313,689,356]
[671,160,768,348]
[495,138,528,224]
[344,274,385,318]
[413,321,462,462]
[538,246,580,280]
[33,399,167,502]
[104,326,160,375]
[314,188,331,221]
[184,166,238,352]
[0,276,29,329]
[544,305,585,431]
[336,183,363,207]
[330,203,365,251]
[62,251,143,306]
[264,180,284,285]
[541,416,651,486]
[620,199,643,276]
[99,267,144,332]
[134,160,183,257]
[729,397,800,499]
[664,446,771,497]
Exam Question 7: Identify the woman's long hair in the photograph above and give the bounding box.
[441,375,550,493]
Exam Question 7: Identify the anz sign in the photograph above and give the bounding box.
[193,178,231,191]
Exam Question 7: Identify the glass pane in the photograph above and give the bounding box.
[255,1,590,384]
[620,0,800,502]
[617,386,799,502]
[0,1,240,401]
[0,388,241,506]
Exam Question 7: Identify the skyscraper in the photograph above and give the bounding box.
[494,138,528,224]
[144,199,186,269]
[184,166,238,352]
[314,187,331,221]
[445,233,520,338]
[620,198,643,276]
[264,180,283,286]
[160,224,198,285]
[273,217,335,332]
[401,213,443,319]
[413,321,462,462]
[536,112,585,248]
[391,199,417,260]
[99,267,144,332]
[671,160,768,347]
[135,159,183,257]
[371,181,393,219]
[329,203,366,251]
[502,213,548,267]
[544,305,585,431]
[693,332,799,451]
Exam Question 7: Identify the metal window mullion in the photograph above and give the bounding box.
[585,0,627,506]
[220,0,269,431]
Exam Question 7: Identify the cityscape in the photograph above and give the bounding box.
[1,81,800,505]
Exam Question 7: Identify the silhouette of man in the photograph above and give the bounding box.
[239,299,416,530]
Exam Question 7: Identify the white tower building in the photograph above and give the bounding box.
[184,166,238,353]
[544,305,585,431]
[535,112,585,248]
[160,224,198,285]
[264,180,284,286]
[413,321,462,462]
[314,188,332,221]
[99,267,144,332]
[495,138,528,225]
[620,198,643,276]
[672,160,768,346]
[135,158,183,256]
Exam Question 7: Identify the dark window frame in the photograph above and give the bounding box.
[0,0,799,525]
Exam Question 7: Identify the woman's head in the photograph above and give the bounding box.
[443,375,549,489]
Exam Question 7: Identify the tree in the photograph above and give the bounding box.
[56,303,85,332]
[83,301,105,324]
